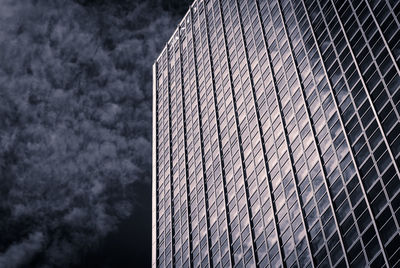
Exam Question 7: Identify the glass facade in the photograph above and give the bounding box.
[152,0,400,267]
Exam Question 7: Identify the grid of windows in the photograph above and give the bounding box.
[153,0,400,267]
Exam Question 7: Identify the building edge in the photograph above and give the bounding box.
[152,63,157,268]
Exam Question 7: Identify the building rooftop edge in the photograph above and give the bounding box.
[154,0,200,64]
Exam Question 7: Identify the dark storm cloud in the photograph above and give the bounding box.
[0,0,189,266]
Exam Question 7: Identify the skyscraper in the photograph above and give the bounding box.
[152,0,400,267]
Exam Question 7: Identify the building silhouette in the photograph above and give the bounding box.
[152,0,400,267]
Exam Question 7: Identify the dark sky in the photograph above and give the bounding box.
[0,0,190,267]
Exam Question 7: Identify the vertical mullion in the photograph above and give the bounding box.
[159,55,168,267]
[184,14,197,267]
[255,0,316,267]
[302,0,391,266]
[216,0,256,266]
[202,1,233,266]
[214,1,237,265]
[230,0,267,264]
[247,0,292,266]
[189,5,212,266]
[251,0,299,266]
[329,0,400,228]
[166,44,175,267]
[171,39,181,268]
[276,0,350,266]
[179,26,193,268]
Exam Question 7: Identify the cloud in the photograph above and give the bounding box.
[0,232,45,268]
[0,0,187,266]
